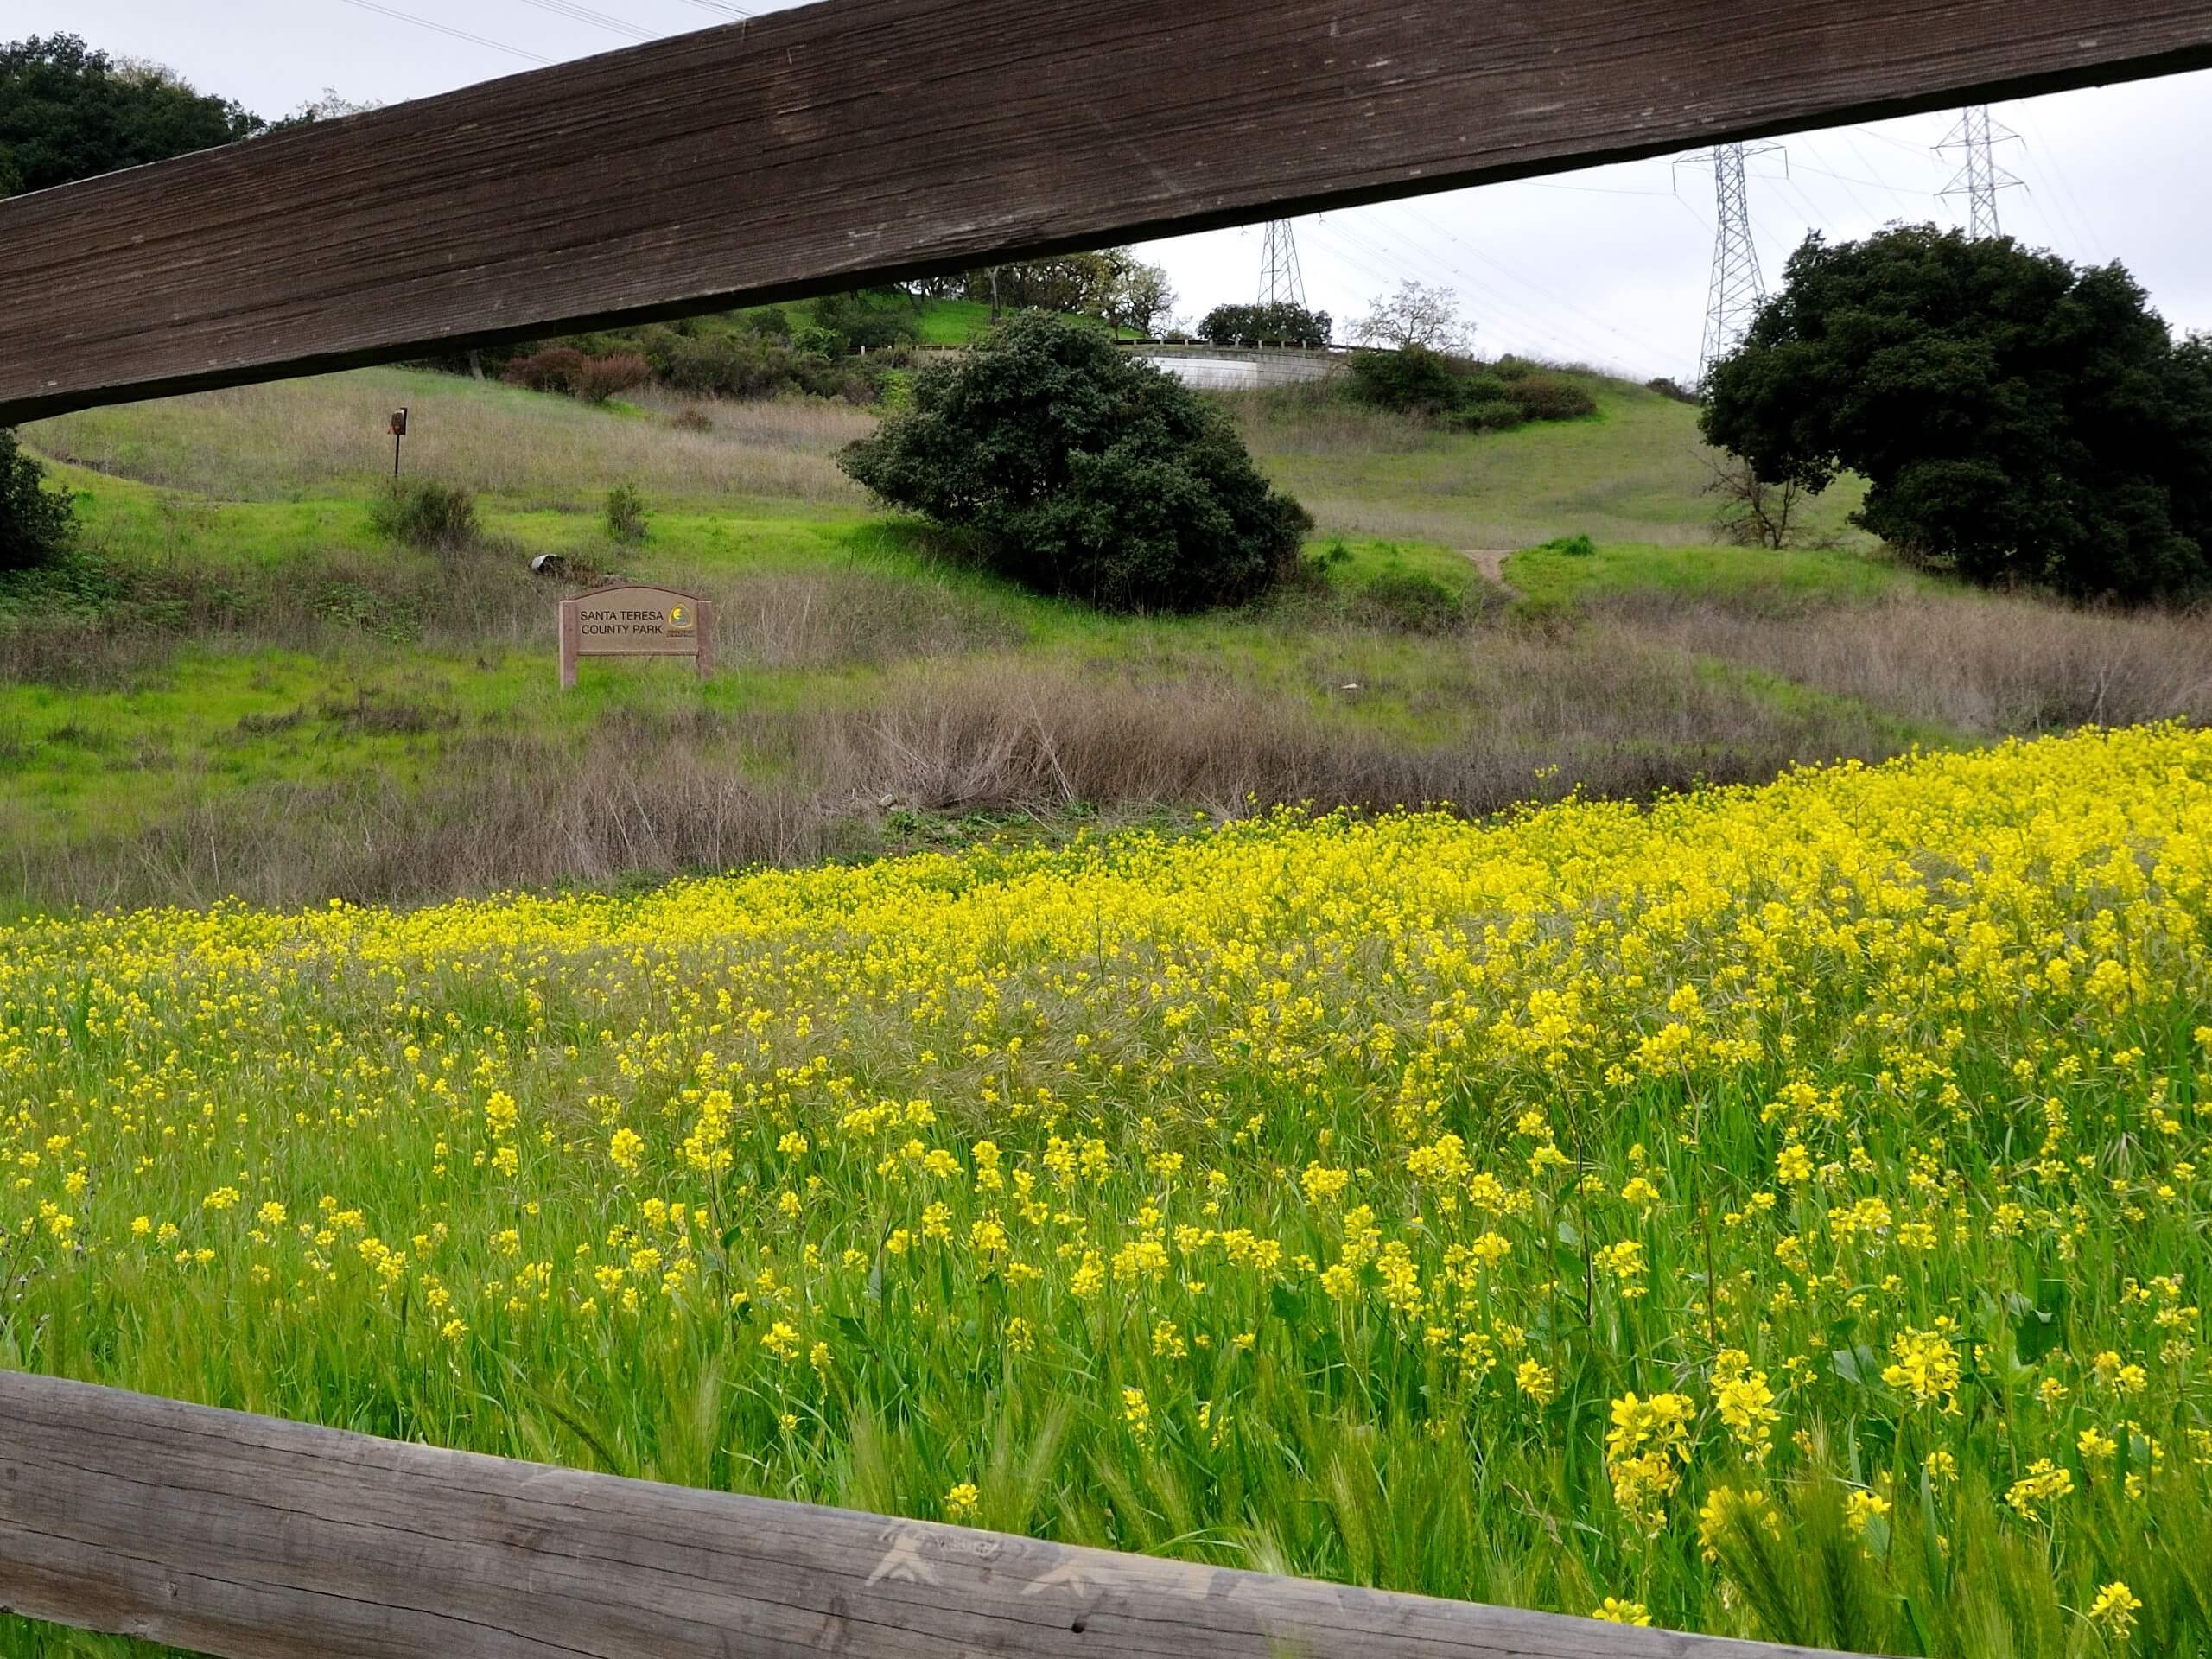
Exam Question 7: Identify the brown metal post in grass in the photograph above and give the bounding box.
[558,585,715,690]
[0,1370,1845,1659]
[3,0,2212,424]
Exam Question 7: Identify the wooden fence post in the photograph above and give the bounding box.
[6,0,2211,423]
[0,1370,1840,1659]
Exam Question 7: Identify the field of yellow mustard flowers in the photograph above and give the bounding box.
[6,724,2212,1656]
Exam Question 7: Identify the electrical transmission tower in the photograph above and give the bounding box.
[1938,106,2023,238]
[1689,143,1778,385]
[1257,220,1307,310]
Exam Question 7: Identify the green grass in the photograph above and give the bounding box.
[910,297,1017,346]
[1313,535,1497,600]
[4,728,2212,1658]
[1507,540,1921,605]
[776,295,1122,348]
[1233,375,1874,552]
[5,316,2211,1659]
[16,354,2187,915]
[0,460,1518,856]
[29,367,875,510]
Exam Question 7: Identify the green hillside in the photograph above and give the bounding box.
[6,360,2202,912]
[782,295,1031,346]
[1227,375,1871,550]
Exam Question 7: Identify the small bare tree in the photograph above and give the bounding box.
[1701,451,1802,550]
[1351,281,1477,353]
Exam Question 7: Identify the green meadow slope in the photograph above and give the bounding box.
[5,359,2202,912]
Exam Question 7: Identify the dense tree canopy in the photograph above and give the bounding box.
[811,289,923,353]
[1,35,264,196]
[1705,226,2212,601]
[1197,302,1333,347]
[841,313,1311,612]
[950,251,1173,334]
[1,429,78,574]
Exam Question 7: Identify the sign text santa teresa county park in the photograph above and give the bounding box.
[559,584,716,688]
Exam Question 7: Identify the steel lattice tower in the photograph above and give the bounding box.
[1696,143,1772,385]
[1938,106,2023,239]
[1258,220,1307,310]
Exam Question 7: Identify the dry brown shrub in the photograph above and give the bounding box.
[0,554,1008,692]
[715,569,1020,671]
[8,643,1909,912]
[1600,588,2212,735]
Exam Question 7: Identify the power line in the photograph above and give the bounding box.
[1332,215,1602,361]
[1842,132,1920,219]
[1767,174,1838,245]
[1304,219,1590,357]
[1526,180,1681,200]
[2009,106,2107,261]
[1794,161,1941,200]
[1382,199,1685,365]
[1853,121,1947,159]
[510,0,659,41]
[331,0,556,63]
[1788,137,1882,225]
[1375,209,1659,371]
[1313,218,1609,365]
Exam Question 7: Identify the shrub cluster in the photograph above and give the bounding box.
[369,479,480,552]
[501,347,652,404]
[1,428,76,575]
[454,305,905,410]
[604,482,649,547]
[648,330,896,404]
[811,289,923,353]
[1533,533,1598,558]
[1345,346,1597,429]
[842,313,1312,613]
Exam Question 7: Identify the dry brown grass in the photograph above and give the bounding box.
[718,569,1019,670]
[1601,588,2212,736]
[0,553,1015,690]
[6,640,1912,912]
[15,360,2211,912]
[827,650,1891,816]
[0,551,554,690]
[26,369,874,508]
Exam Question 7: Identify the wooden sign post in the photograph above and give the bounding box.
[558,584,715,689]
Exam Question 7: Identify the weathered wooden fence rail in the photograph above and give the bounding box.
[6,0,2212,424]
[0,1370,1839,1659]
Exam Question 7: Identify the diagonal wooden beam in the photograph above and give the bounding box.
[0,1369,1834,1659]
[4,0,2211,424]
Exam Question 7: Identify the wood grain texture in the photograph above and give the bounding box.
[0,1370,1841,1659]
[5,0,2212,423]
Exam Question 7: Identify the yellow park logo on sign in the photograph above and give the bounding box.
[668,604,694,634]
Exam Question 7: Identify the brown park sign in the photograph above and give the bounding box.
[558,584,716,688]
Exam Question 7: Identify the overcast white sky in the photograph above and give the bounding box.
[16,0,2211,383]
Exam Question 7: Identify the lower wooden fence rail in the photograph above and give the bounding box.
[0,1370,1836,1659]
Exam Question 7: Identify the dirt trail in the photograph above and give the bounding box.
[1462,549,1519,596]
